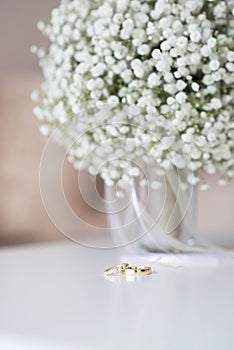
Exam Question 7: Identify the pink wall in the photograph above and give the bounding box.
[0,0,59,77]
[197,175,234,245]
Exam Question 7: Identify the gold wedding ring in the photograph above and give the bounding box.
[104,263,152,277]
[123,266,152,276]
[104,263,129,276]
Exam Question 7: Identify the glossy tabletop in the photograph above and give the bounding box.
[0,242,234,350]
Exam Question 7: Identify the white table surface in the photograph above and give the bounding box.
[0,241,234,350]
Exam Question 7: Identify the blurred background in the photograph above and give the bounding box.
[0,0,233,247]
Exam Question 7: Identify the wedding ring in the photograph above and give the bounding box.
[104,263,129,276]
[123,266,152,276]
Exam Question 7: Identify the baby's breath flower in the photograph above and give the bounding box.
[33,0,234,186]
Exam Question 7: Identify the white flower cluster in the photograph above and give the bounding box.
[32,0,234,188]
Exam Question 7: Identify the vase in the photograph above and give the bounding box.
[104,164,212,254]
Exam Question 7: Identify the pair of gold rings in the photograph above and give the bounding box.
[104,263,152,277]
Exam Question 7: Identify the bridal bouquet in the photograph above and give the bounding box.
[32,0,234,188]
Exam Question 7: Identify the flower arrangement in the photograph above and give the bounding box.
[32,0,234,189]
